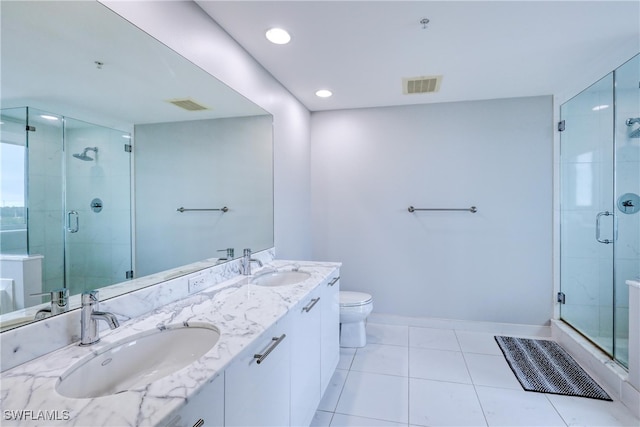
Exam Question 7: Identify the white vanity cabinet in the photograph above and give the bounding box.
[320,273,340,394]
[290,286,322,426]
[162,373,224,427]
[224,316,291,427]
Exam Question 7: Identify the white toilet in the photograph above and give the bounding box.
[339,291,373,348]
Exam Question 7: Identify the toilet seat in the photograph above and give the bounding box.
[340,291,373,307]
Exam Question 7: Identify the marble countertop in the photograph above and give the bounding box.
[0,260,340,426]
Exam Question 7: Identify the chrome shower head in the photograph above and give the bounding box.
[627,118,640,138]
[72,153,93,161]
[72,147,98,161]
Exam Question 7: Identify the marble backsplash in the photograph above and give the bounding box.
[0,248,275,372]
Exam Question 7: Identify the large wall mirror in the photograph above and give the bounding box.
[0,1,274,330]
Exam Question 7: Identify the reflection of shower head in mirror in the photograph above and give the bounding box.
[626,118,640,138]
[72,147,98,161]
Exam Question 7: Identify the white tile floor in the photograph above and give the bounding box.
[311,323,640,427]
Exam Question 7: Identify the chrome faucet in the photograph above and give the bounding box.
[33,288,69,320]
[241,248,263,275]
[80,291,120,346]
[217,247,235,262]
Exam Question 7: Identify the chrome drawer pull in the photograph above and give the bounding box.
[254,334,286,364]
[193,419,204,427]
[328,277,339,286]
[303,297,320,312]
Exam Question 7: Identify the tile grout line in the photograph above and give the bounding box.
[542,393,570,427]
[455,329,490,427]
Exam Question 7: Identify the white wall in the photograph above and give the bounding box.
[135,116,273,277]
[311,96,554,325]
[101,0,312,260]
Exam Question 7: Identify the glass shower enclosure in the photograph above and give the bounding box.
[0,107,132,310]
[559,54,640,368]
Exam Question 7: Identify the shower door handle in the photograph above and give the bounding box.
[67,210,79,233]
[595,211,613,244]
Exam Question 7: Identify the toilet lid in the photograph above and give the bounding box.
[340,291,373,307]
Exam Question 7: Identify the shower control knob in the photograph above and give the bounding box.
[617,193,640,215]
[91,198,103,213]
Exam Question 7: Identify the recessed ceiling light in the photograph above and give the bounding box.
[265,28,291,45]
[315,89,333,98]
[592,104,609,111]
[40,115,59,121]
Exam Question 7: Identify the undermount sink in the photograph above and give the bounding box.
[56,324,220,398]
[251,270,311,287]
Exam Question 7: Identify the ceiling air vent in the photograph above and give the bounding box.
[166,98,209,111]
[403,75,442,95]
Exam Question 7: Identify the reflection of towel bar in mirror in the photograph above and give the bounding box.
[408,206,477,213]
[177,207,229,213]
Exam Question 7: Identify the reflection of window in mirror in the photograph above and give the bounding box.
[0,141,27,255]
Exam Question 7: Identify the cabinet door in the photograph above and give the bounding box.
[161,373,224,427]
[320,272,340,394]
[290,287,322,427]
[225,318,291,427]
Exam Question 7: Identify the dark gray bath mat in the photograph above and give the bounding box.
[494,336,612,401]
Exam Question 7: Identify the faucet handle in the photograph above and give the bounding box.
[243,248,252,257]
[31,288,69,306]
[31,288,68,299]
[81,290,99,306]
[31,289,69,315]
[218,248,235,258]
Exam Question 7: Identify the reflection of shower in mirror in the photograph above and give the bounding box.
[626,118,640,138]
[72,146,98,161]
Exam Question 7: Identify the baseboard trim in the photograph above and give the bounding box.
[368,312,551,338]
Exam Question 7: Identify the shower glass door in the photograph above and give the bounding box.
[560,54,640,368]
[612,54,640,368]
[26,108,66,299]
[64,117,132,297]
[560,73,615,356]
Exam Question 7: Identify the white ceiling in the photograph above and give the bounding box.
[197,1,640,112]
[1,1,266,130]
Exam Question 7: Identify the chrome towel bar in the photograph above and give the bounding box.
[177,206,229,213]
[408,206,477,213]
